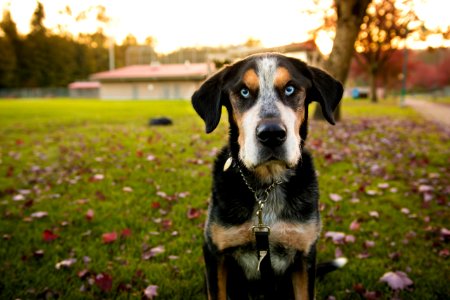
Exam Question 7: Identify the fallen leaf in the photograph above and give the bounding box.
[187,207,201,220]
[366,190,378,196]
[55,258,77,269]
[31,211,48,219]
[349,220,361,231]
[143,285,158,299]
[42,229,59,242]
[123,186,133,192]
[344,235,356,243]
[357,251,370,259]
[33,249,44,258]
[369,211,379,218]
[102,232,118,244]
[335,247,344,258]
[378,182,390,189]
[324,231,346,244]
[400,208,410,215]
[364,240,376,248]
[146,154,156,161]
[438,249,449,258]
[363,291,382,300]
[418,185,433,193]
[379,271,413,290]
[121,228,132,238]
[177,191,190,198]
[440,228,450,239]
[85,209,94,221]
[77,269,89,279]
[95,273,113,292]
[161,219,172,231]
[92,174,104,181]
[329,193,342,202]
[142,245,165,260]
[13,194,25,201]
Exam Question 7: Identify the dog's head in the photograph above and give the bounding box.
[192,53,343,181]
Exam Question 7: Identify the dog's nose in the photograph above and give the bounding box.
[256,121,287,148]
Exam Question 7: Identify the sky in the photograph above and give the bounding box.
[1,0,449,54]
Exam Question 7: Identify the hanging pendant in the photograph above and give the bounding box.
[223,157,233,172]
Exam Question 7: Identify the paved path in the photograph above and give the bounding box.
[405,98,450,127]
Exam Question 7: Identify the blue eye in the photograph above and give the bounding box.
[240,88,250,99]
[285,85,295,96]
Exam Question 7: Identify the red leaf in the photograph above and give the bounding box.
[151,202,161,209]
[349,219,361,231]
[95,190,106,201]
[42,229,59,242]
[187,207,201,220]
[161,219,172,231]
[85,209,94,221]
[102,232,118,244]
[121,228,132,238]
[95,273,113,292]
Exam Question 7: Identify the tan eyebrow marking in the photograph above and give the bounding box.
[243,69,259,91]
[274,67,292,88]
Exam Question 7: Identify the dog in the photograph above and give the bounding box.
[192,53,344,299]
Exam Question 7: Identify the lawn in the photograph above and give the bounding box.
[0,98,448,299]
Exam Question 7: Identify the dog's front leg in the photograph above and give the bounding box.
[291,247,316,300]
[203,243,227,300]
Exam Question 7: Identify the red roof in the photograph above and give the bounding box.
[90,63,214,81]
[68,81,100,89]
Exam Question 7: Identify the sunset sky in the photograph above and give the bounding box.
[1,0,449,53]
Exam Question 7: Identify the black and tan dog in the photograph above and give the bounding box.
[192,53,345,299]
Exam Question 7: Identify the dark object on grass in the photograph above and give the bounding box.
[149,117,173,126]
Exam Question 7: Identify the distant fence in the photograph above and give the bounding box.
[0,87,69,98]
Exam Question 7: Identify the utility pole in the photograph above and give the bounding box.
[400,31,408,107]
[109,37,115,70]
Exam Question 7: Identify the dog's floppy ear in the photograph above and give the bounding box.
[191,67,229,133]
[308,66,343,125]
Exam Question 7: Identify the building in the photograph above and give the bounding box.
[68,81,100,98]
[208,40,321,67]
[90,62,214,100]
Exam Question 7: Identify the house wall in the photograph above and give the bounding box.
[99,81,201,100]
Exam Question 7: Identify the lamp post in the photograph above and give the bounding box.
[400,30,408,107]
[109,36,115,71]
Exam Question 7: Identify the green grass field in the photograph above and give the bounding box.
[0,98,448,299]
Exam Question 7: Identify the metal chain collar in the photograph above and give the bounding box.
[238,166,283,203]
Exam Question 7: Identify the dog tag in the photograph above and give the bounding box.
[223,157,233,172]
[256,250,267,271]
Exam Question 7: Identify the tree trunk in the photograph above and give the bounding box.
[313,0,371,122]
[369,70,378,102]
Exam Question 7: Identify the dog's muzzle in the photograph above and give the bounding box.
[256,120,287,149]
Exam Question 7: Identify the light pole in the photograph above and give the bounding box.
[400,30,408,107]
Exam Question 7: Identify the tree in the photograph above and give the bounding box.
[30,1,46,35]
[0,9,19,87]
[0,37,17,87]
[313,0,372,121]
[354,0,415,102]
